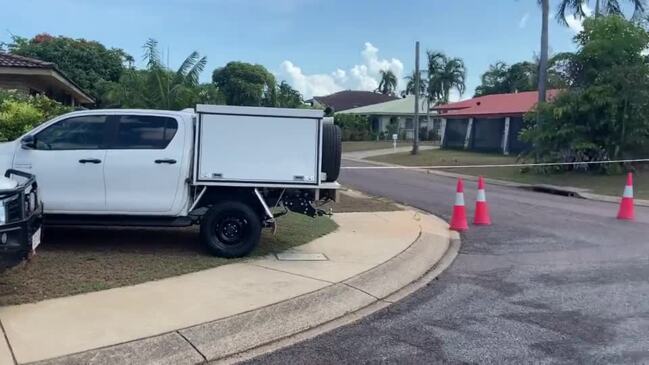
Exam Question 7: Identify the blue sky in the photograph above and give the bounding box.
[1,0,591,100]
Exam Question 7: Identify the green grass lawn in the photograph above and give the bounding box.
[0,192,401,306]
[0,213,337,306]
[343,141,431,153]
[369,149,648,199]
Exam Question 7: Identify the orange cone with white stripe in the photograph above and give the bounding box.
[450,178,469,231]
[474,176,492,225]
[617,172,635,221]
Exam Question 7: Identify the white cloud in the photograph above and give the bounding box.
[278,42,404,99]
[566,4,593,33]
[519,13,530,29]
[280,61,344,99]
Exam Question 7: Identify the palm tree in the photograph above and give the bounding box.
[403,70,427,97]
[376,70,398,96]
[538,0,645,105]
[426,51,466,104]
[103,39,208,109]
[557,0,645,23]
[423,51,466,141]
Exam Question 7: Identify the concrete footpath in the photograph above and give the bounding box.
[0,210,457,365]
[342,145,437,161]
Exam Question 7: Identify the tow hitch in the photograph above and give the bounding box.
[283,194,331,217]
[0,169,43,271]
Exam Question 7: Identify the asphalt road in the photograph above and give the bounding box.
[249,160,649,364]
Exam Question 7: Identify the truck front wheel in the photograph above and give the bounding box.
[200,201,262,258]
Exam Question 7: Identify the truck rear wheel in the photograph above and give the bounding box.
[200,201,262,258]
[322,124,342,182]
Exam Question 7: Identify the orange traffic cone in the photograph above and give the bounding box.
[474,176,492,225]
[617,172,635,220]
[450,178,469,231]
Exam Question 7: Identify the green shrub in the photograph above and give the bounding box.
[521,16,649,173]
[0,91,72,141]
[0,100,43,141]
[334,114,373,141]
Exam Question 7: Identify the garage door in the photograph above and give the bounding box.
[471,118,505,152]
[508,117,531,153]
[444,119,469,149]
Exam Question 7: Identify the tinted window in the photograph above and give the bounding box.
[35,115,108,150]
[113,115,178,149]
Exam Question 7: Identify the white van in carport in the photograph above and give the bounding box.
[0,105,342,257]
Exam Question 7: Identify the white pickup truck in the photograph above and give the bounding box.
[0,105,341,257]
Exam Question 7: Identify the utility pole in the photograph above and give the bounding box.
[411,41,420,155]
[538,0,549,105]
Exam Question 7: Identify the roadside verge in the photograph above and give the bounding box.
[343,156,649,207]
[0,209,458,365]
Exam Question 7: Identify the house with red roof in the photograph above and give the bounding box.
[434,90,560,154]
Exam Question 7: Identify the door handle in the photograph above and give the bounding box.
[79,158,102,164]
[155,159,177,164]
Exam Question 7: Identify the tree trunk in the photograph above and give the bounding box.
[538,0,549,105]
[595,0,601,17]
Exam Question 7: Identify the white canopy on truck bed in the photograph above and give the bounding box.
[193,105,326,187]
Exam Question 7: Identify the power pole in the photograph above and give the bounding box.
[411,41,420,155]
[538,0,549,105]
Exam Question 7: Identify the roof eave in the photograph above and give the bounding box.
[0,67,94,104]
[443,112,527,119]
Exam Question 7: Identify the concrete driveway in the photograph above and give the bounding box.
[250,160,649,364]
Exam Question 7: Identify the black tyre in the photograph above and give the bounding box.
[322,123,342,182]
[200,201,262,258]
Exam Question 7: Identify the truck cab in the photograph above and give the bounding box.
[0,106,341,258]
[3,109,195,216]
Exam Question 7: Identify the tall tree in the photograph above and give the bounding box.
[100,39,212,109]
[423,51,466,139]
[426,51,466,104]
[212,62,276,106]
[276,81,303,108]
[403,70,427,97]
[9,33,132,99]
[475,55,572,96]
[376,70,398,95]
[523,16,649,163]
[557,0,645,22]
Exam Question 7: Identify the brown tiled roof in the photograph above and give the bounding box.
[313,90,399,112]
[0,53,56,69]
[0,53,94,104]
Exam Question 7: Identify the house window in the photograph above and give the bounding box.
[405,118,414,129]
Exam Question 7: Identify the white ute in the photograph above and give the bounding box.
[0,105,342,257]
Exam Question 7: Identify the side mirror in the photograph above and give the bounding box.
[21,135,36,150]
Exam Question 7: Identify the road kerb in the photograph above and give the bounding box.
[32,333,204,365]
[26,211,457,365]
[217,234,461,365]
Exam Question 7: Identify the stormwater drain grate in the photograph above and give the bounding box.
[275,252,329,261]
